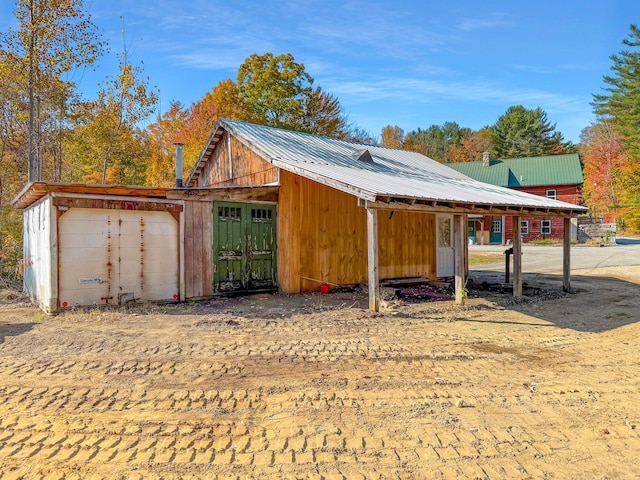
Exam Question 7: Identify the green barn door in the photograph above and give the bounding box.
[213,202,277,293]
[214,203,245,292]
[248,205,277,289]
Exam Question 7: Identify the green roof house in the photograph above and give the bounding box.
[444,153,584,244]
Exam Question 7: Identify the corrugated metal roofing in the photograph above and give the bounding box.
[187,119,586,214]
[444,154,584,188]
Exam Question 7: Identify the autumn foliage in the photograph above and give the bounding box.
[587,24,640,232]
[580,122,640,231]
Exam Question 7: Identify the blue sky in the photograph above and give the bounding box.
[1,0,637,143]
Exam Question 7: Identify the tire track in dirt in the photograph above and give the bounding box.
[2,292,640,478]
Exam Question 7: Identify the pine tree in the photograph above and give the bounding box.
[593,24,640,159]
[491,105,573,159]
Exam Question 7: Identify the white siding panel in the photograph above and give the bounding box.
[22,197,54,311]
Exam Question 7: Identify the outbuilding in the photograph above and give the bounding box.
[178,119,586,309]
[445,153,584,244]
[13,183,183,314]
[14,119,587,313]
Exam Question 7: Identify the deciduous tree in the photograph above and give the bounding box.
[402,122,470,162]
[146,101,187,187]
[580,122,640,231]
[580,123,623,215]
[381,125,404,148]
[300,87,348,137]
[1,0,104,182]
[67,30,158,185]
[237,53,313,130]
[447,128,494,163]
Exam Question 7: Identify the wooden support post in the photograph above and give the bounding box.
[454,214,466,304]
[512,216,522,298]
[563,217,571,292]
[464,218,469,279]
[367,206,379,311]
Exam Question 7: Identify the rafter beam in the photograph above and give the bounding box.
[363,199,578,218]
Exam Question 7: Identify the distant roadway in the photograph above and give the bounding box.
[469,238,640,274]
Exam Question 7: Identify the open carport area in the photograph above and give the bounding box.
[1,243,640,479]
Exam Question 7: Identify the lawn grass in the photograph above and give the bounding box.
[468,252,504,265]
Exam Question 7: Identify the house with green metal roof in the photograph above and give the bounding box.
[445,153,584,244]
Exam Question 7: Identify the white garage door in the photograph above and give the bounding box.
[58,208,179,307]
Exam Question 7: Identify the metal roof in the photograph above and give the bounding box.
[187,119,586,215]
[444,154,584,188]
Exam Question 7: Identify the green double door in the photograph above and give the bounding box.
[213,202,277,293]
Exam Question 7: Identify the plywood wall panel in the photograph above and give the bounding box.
[278,171,437,293]
[183,200,214,299]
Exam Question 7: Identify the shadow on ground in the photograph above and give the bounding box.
[34,269,640,335]
[466,269,640,333]
[0,323,35,345]
[616,238,640,245]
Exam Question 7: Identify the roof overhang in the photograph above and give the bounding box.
[12,182,172,209]
[166,185,278,203]
[363,196,585,218]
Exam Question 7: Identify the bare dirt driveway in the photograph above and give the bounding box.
[1,242,640,479]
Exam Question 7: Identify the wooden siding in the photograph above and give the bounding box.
[514,184,582,205]
[474,184,582,243]
[278,171,437,293]
[198,134,278,187]
[505,184,581,241]
[380,210,436,280]
[183,200,214,298]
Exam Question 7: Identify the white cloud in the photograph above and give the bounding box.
[327,76,586,115]
[512,64,554,74]
[457,13,512,31]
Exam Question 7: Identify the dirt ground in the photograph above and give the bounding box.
[1,264,640,479]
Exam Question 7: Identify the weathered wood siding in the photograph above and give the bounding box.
[186,133,281,297]
[183,200,214,298]
[278,170,437,293]
[198,135,278,187]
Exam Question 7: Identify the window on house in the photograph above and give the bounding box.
[521,220,529,235]
[541,219,552,235]
[491,219,502,233]
[251,208,273,221]
[546,189,557,200]
[438,217,451,247]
